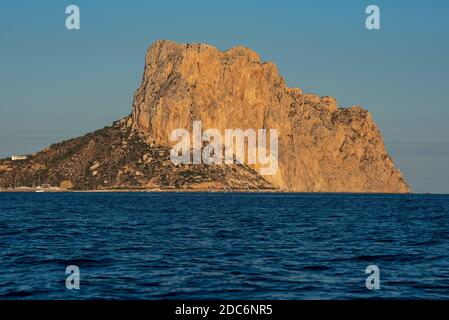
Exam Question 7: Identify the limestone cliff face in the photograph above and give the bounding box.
[132,40,410,192]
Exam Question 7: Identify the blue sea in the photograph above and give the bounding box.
[0,192,448,299]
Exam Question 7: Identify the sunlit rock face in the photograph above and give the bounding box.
[131,40,410,192]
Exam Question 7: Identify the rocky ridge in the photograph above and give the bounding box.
[0,117,273,191]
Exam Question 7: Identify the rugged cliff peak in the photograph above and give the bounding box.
[131,40,410,193]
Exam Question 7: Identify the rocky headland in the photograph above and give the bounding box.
[0,40,410,192]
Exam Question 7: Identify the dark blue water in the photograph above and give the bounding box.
[0,193,448,299]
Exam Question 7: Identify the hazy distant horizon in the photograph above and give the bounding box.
[1,0,448,193]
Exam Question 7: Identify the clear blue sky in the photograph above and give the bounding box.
[1,0,448,193]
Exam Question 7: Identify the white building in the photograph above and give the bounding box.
[11,155,28,161]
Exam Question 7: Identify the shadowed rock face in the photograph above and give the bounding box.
[132,40,410,192]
